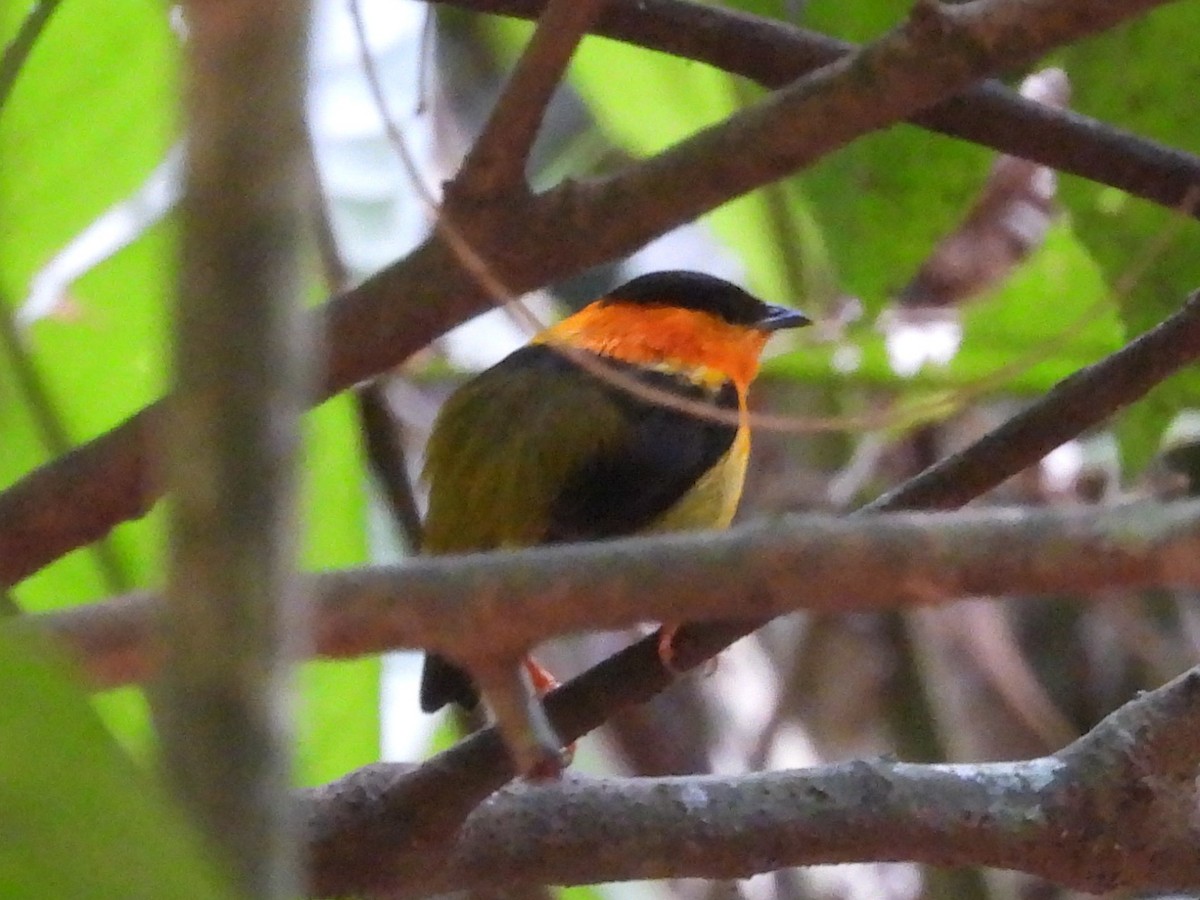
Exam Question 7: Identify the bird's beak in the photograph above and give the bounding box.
[758,304,812,332]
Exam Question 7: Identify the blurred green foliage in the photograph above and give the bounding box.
[0,0,378,795]
[0,628,237,900]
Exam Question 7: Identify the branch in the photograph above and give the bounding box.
[297,282,1200,887]
[301,668,1200,896]
[33,499,1200,689]
[0,0,62,116]
[0,0,1178,586]
[441,0,1200,216]
[459,0,608,193]
[152,0,311,892]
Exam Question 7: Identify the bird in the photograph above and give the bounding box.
[418,269,811,714]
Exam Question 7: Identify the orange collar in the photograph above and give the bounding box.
[534,301,770,392]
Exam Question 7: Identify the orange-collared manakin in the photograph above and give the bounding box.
[419,270,811,713]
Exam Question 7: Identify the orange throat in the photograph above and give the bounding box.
[534,301,771,394]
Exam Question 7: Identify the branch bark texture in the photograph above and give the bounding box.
[34,499,1200,690]
[300,668,1200,895]
[441,0,1200,216]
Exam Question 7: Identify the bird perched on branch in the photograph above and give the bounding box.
[419,270,811,714]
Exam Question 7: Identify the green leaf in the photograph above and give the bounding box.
[0,0,178,607]
[766,220,1119,400]
[1055,5,1200,471]
[0,629,236,899]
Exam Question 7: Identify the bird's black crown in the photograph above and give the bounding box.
[605,270,775,328]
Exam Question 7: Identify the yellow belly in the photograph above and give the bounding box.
[647,425,750,533]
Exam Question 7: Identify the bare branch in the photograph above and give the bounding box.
[354,385,425,550]
[31,498,1200,689]
[300,668,1200,896]
[0,0,1179,586]
[0,0,62,116]
[295,280,1200,883]
[460,0,609,193]
[151,0,311,893]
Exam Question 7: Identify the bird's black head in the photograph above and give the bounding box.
[605,270,810,331]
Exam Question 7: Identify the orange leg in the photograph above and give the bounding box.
[523,655,574,771]
[657,624,718,676]
[657,624,683,673]
[524,656,561,696]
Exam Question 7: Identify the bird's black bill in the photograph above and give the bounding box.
[758,303,811,331]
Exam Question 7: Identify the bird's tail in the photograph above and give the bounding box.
[419,652,480,712]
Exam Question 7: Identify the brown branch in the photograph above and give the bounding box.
[22,295,1200,890]
[0,0,1177,587]
[152,0,311,893]
[301,668,1200,896]
[29,499,1200,690]
[0,292,131,592]
[354,385,425,550]
[459,0,609,193]
[441,0,1200,217]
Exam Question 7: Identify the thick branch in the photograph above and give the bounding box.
[0,0,1180,586]
[152,0,311,893]
[33,499,1200,689]
[301,668,1200,896]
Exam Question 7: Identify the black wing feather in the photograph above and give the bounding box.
[419,346,738,712]
[546,365,739,542]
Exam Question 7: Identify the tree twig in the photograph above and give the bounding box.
[354,385,425,550]
[294,282,1200,883]
[30,498,1200,688]
[459,0,609,193]
[0,0,62,116]
[439,0,1200,217]
[0,293,131,592]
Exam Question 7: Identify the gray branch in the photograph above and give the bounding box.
[32,499,1200,689]
[299,667,1200,896]
[151,0,312,895]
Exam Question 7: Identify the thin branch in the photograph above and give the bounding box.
[0,293,131,591]
[459,0,609,193]
[0,0,1180,584]
[301,668,1200,896]
[151,0,311,893]
[871,291,1200,511]
[0,0,62,116]
[301,121,428,552]
[440,0,1200,217]
[32,498,1200,689]
[354,385,425,550]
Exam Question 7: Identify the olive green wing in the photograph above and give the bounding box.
[421,344,739,552]
[418,344,738,712]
